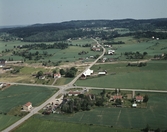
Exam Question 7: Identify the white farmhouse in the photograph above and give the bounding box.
[23,102,32,111]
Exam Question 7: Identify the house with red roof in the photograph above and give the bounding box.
[23,102,32,111]
[110,95,122,101]
[54,73,61,78]
[135,95,143,102]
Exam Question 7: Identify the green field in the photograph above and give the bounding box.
[0,39,100,63]
[76,61,167,90]
[104,38,167,60]
[0,85,57,113]
[13,118,140,132]
[12,93,167,131]
[70,38,95,46]
[0,115,20,131]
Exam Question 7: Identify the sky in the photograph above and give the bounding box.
[0,0,167,26]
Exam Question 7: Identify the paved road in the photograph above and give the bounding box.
[2,39,167,132]
[67,38,106,86]
[2,38,105,132]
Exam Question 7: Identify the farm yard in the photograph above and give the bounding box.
[76,61,167,90]
[12,92,167,131]
[0,85,58,131]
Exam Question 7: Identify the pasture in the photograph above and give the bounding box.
[13,93,167,131]
[0,85,57,113]
[76,61,167,90]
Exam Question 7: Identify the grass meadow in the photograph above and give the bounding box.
[12,93,167,131]
[76,61,167,90]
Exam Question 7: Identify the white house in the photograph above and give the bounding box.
[108,50,115,55]
[23,102,32,111]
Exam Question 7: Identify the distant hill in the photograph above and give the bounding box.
[0,18,167,42]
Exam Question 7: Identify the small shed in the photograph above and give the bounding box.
[98,72,106,75]
[132,103,137,108]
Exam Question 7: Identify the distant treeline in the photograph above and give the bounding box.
[104,41,125,45]
[1,18,167,42]
[17,42,68,50]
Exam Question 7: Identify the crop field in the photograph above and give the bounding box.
[76,61,167,90]
[13,118,140,132]
[104,38,167,60]
[45,46,101,62]
[12,93,167,131]
[0,115,20,131]
[0,85,57,113]
[0,39,99,63]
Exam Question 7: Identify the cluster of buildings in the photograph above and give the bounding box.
[91,44,101,51]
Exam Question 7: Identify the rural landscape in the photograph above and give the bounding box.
[0,18,167,132]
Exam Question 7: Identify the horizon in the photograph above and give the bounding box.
[0,0,167,27]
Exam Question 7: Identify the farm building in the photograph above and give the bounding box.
[54,73,61,78]
[98,72,106,75]
[39,76,45,79]
[23,102,32,111]
[0,60,6,67]
[81,69,93,78]
[68,91,81,96]
[111,95,122,101]
[108,50,115,55]
[104,45,111,48]
[132,103,137,108]
[135,95,143,102]
[0,83,3,88]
